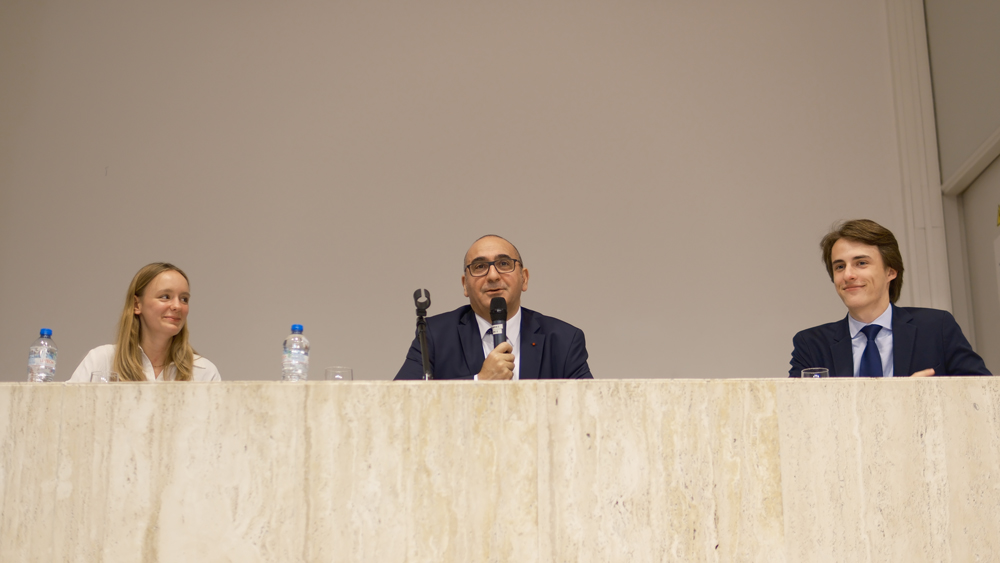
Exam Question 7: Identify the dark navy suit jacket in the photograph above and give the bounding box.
[789,305,990,377]
[395,305,593,380]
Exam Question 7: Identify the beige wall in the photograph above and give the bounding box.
[959,157,1000,372]
[924,0,1000,372]
[1,1,917,381]
[925,0,1000,182]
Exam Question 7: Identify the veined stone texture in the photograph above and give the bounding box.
[1,379,998,562]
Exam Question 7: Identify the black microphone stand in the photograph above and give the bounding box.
[414,289,433,380]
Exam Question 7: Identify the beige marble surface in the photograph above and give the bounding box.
[1,379,998,562]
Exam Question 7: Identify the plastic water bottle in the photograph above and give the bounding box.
[27,328,58,382]
[282,324,309,381]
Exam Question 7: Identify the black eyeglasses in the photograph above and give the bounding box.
[465,258,521,277]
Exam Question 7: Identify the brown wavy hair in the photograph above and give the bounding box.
[820,219,904,303]
[113,263,195,381]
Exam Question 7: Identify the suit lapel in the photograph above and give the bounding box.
[831,316,854,376]
[459,308,486,375]
[892,305,916,376]
[519,308,543,380]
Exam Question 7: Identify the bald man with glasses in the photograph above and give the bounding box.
[394,235,594,380]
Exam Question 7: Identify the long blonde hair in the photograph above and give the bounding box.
[113,263,195,381]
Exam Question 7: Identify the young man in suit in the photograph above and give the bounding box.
[789,219,990,377]
[395,235,593,381]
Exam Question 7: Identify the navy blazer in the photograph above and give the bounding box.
[789,305,990,377]
[395,305,593,380]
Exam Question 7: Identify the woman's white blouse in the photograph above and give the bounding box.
[68,344,222,382]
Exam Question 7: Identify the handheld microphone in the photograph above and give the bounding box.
[413,289,430,315]
[490,297,507,348]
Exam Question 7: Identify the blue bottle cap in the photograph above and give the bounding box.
[291,324,303,333]
[40,328,52,337]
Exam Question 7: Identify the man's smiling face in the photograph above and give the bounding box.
[831,237,897,323]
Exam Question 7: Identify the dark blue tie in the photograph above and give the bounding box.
[859,324,883,377]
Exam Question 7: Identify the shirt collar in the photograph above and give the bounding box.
[848,304,893,338]
[138,346,173,381]
[475,307,522,343]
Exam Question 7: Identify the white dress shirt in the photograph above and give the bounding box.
[848,305,894,377]
[68,344,222,382]
[474,307,522,380]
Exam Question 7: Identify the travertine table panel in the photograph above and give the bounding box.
[1,379,998,562]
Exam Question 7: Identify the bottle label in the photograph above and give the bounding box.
[282,350,309,368]
[28,346,57,369]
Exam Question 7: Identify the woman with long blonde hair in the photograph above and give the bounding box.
[70,263,221,382]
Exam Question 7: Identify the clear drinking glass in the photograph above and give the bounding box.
[324,367,353,381]
[90,370,120,383]
[801,368,829,378]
